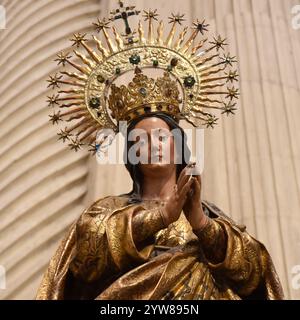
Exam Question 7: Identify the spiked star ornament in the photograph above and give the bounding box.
[168,13,185,25]
[222,101,237,116]
[47,1,239,153]
[93,18,110,33]
[205,115,218,128]
[68,138,84,152]
[70,33,87,47]
[57,128,73,142]
[226,86,239,100]
[221,53,237,67]
[143,9,159,21]
[209,35,228,51]
[225,70,239,83]
[47,74,62,89]
[55,52,72,67]
[49,112,62,125]
[88,142,99,155]
[47,94,60,107]
[192,19,210,35]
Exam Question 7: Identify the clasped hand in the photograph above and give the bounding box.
[161,164,207,231]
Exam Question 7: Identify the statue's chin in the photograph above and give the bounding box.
[140,162,175,174]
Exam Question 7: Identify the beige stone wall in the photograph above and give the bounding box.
[0,0,299,299]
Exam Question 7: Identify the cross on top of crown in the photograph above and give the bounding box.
[109,1,141,43]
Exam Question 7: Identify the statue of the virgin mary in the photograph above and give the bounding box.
[36,1,284,300]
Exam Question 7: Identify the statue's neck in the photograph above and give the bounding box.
[141,170,176,201]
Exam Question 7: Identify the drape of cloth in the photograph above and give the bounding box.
[36,195,284,300]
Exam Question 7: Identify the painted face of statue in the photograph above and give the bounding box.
[132,116,176,177]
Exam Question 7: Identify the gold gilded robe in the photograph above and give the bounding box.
[36,195,284,300]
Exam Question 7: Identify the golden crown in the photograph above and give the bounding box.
[47,1,239,153]
[108,67,181,122]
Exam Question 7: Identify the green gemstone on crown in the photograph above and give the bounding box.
[184,76,196,88]
[153,59,159,67]
[89,97,100,109]
[97,75,105,83]
[129,54,141,65]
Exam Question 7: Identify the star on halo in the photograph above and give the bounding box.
[46,94,60,107]
[47,74,62,89]
[220,53,237,67]
[70,33,87,47]
[209,35,228,51]
[168,13,185,25]
[205,114,218,128]
[143,9,159,21]
[226,86,239,100]
[48,111,62,125]
[221,101,237,116]
[225,70,239,83]
[93,18,110,33]
[54,51,72,67]
[68,138,84,152]
[192,19,209,35]
[57,128,73,142]
[88,142,99,155]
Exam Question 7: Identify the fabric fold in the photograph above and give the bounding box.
[36,195,284,300]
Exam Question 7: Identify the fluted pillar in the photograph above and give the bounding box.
[0,0,102,300]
